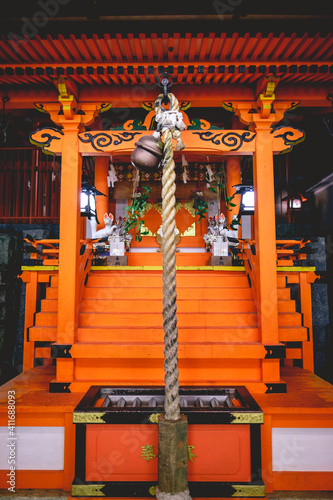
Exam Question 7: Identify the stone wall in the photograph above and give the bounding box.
[0,233,22,384]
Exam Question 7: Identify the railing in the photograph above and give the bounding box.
[23,237,94,276]
[23,235,60,266]
[236,238,316,271]
[236,237,317,372]
[236,239,257,302]
[275,239,317,266]
[0,148,60,223]
[21,237,94,370]
[20,266,58,370]
[79,240,93,302]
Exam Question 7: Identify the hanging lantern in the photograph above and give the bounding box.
[234,184,255,216]
[80,181,106,222]
[282,193,307,211]
[131,135,163,172]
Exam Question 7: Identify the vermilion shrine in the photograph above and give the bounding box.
[0,11,332,500]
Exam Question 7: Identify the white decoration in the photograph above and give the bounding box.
[0,426,64,470]
[272,427,333,472]
[206,164,214,186]
[204,213,239,254]
[89,213,115,239]
[108,217,132,254]
[109,235,125,256]
[107,161,118,188]
[182,154,189,184]
[182,167,189,184]
[212,235,229,256]
[155,110,186,133]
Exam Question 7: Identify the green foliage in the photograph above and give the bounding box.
[196,165,241,230]
[124,186,152,242]
[195,197,208,222]
[225,196,237,210]
[229,216,241,231]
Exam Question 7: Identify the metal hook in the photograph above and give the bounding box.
[1,96,9,122]
[157,97,172,112]
[157,72,173,106]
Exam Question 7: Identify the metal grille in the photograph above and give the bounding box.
[102,394,234,409]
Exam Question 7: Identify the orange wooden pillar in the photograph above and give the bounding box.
[56,124,82,381]
[252,120,279,346]
[235,86,297,386]
[37,86,100,385]
[225,156,242,227]
[94,156,110,230]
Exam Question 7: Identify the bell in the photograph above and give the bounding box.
[131,135,163,172]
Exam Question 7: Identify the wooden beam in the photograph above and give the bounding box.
[5,84,333,110]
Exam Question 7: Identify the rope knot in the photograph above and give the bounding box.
[154,93,186,151]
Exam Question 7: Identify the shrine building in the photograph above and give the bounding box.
[0,2,332,499]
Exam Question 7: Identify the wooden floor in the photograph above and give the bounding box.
[1,365,331,417]
[0,366,332,495]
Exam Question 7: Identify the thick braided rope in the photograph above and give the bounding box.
[154,93,182,421]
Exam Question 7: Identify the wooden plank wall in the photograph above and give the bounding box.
[0,148,61,223]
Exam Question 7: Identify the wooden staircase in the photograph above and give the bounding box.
[28,268,309,393]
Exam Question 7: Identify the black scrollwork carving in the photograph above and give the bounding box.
[113,132,141,146]
[34,103,49,114]
[29,128,64,153]
[271,126,305,153]
[221,131,254,150]
[79,132,112,152]
[79,131,141,152]
[193,130,255,151]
